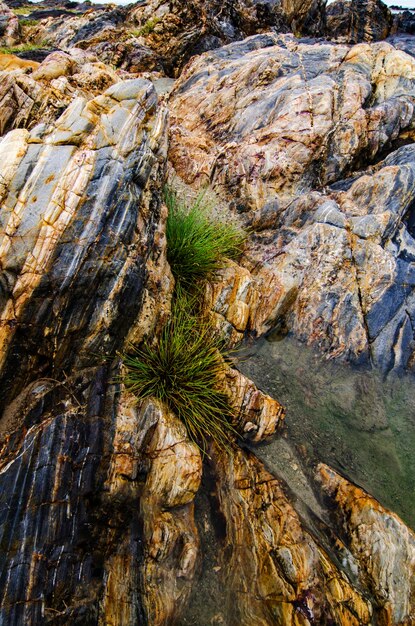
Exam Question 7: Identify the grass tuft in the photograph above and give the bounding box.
[0,42,50,54]
[165,187,246,292]
[123,292,236,451]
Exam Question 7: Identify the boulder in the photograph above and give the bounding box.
[326,0,393,43]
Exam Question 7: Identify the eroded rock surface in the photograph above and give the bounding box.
[0,76,179,623]
[207,446,373,625]
[170,34,415,370]
[0,0,19,46]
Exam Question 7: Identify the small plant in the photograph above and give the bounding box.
[165,187,246,291]
[0,42,50,54]
[20,19,40,27]
[123,293,236,450]
[132,16,161,37]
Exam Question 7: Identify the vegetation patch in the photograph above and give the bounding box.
[123,188,245,450]
[123,293,236,450]
[20,19,40,27]
[0,42,50,54]
[132,16,161,37]
[165,187,246,292]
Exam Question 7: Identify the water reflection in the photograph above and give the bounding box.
[238,335,415,529]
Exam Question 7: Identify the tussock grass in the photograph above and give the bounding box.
[123,292,236,450]
[164,187,246,292]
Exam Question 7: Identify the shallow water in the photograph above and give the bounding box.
[238,335,415,530]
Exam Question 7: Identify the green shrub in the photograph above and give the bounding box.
[165,187,246,291]
[123,293,235,450]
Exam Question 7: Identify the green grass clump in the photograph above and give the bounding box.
[20,19,39,27]
[133,16,161,36]
[165,187,246,291]
[0,42,49,54]
[13,7,33,15]
[123,294,235,450]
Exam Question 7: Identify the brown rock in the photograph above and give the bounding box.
[208,446,372,625]
[316,464,415,625]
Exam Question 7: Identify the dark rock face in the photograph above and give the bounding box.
[326,0,393,43]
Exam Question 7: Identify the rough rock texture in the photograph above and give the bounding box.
[326,0,393,43]
[170,34,415,371]
[0,77,182,623]
[0,0,19,46]
[208,446,373,625]
[317,464,415,625]
[35,0,326,76]
[102,397,201,626]
[0,50,120,135]
[219,360,285,441]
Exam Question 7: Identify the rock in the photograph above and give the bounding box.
[0,52,39,71]
[103,397,202,626]
[208,446,372,625]
[0,76,177,623]
[37,0,327,76]
[0,77,170,408]
[0,0,19,46]
[393,9,415,36]
[326,0,393,43]
[127,0,326,75]
[0,51,120,136]
[316,464,415,625]
[170,34,415,371]
[218,359,285,441]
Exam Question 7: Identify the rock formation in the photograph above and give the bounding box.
[0,0,19,47]
[326,0,393,43]
[0,0,414,624]
[170,34,415,371]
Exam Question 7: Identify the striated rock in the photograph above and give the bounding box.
[102,397,201,626]
[218,359,285,442]
[170,34,415,208]
[0,50,121,135]
[208,446,373,625]
[0,77,177,622]
[326,0,393,43]
[127,0,326,75]
[170,34,415,370]
[37,0,327,76]
[0,0,19,46]
[0,77,169,408]
[316,464,415,625]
